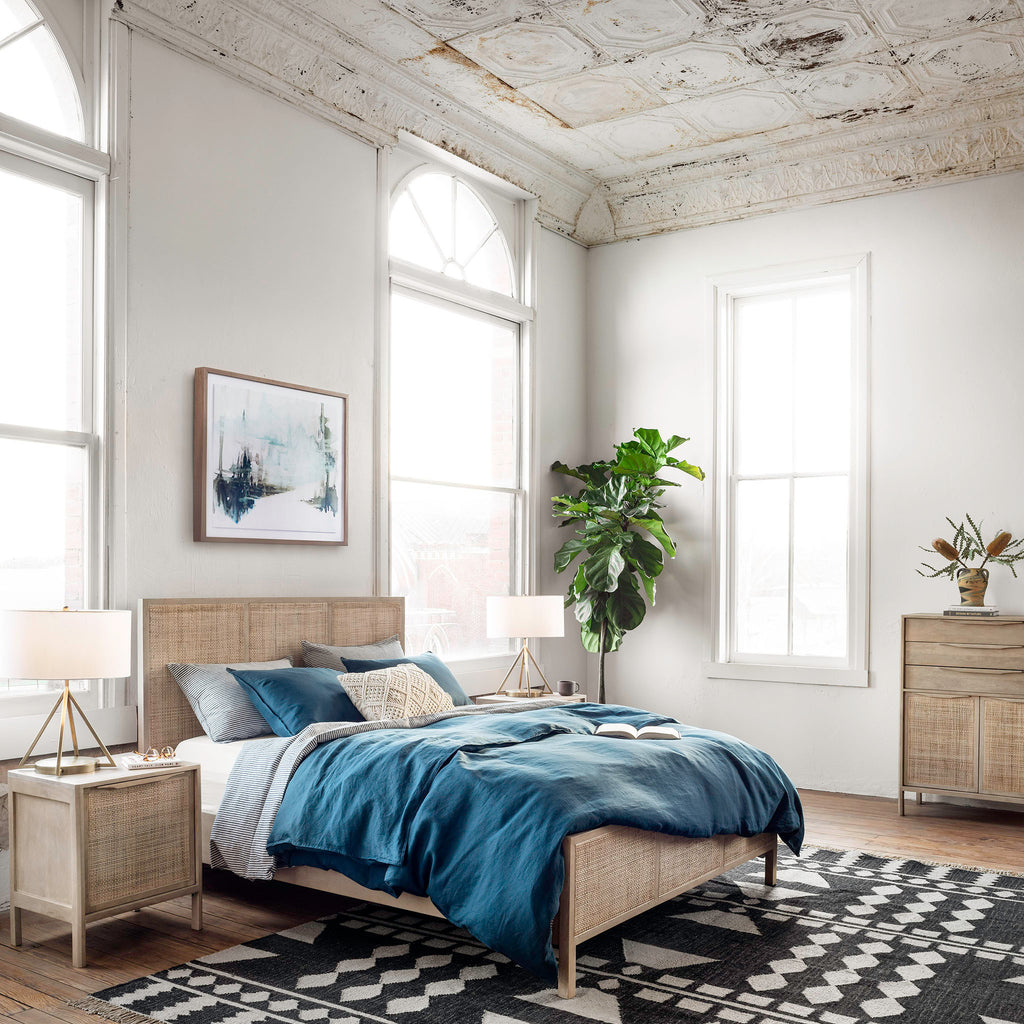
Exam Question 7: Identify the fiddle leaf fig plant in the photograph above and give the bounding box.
[551,428,704,703]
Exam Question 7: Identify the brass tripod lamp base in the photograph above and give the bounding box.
[18,680,117,777]
[495,642,554,699]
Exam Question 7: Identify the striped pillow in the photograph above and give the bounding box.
[169,659,292,742]
[301,635,404,670]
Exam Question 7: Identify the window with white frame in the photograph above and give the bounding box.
[0,0,103,703]
[708,257,868,687]
[387,165,531,661]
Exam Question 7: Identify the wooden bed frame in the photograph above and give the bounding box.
[139,596,779,998]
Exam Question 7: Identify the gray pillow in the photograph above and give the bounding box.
[301,635,404,670]
[169,658,292,742]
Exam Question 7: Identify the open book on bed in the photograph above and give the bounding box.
[595,723,681,741]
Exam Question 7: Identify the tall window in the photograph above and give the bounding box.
[388,167,530,660]
[0,0,100,701]
[709,257,868,687]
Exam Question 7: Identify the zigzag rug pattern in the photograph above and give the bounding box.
[74,848,1024,1024]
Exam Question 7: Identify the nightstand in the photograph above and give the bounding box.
[8,762,202,967]
[474,692,587,704]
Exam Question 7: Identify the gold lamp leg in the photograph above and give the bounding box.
[524,644,553,694]
[496,646,529,696]
[17,680,113,777]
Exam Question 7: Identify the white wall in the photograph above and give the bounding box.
[587,171,1024,797]
[126,35,378,611]
[534,227,589,690]
[121,36,588,710]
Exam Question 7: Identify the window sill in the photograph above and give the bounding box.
[702,662,869,688]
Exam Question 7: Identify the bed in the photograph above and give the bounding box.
[139,596,795,998]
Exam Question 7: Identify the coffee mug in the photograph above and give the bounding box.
[557,679,580,697]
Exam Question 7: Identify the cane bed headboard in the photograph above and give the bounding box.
[138,596,405,750]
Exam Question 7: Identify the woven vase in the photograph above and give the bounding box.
[957,566,990,606]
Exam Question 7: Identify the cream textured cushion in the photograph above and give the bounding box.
[340,663,454,721]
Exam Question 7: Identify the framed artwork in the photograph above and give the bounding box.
[194,368,348,544]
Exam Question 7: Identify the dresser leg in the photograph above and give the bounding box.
[916,792,923,805]
[191,892,203,931]
[72,919,86,968]
[897,792,905,816]
[10,907,21,947]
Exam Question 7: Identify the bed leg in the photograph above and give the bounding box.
[557,940,577,999]
[557,835,577,998]
[764,843,778,886]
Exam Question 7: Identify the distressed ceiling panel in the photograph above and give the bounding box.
[116,0,1024,244]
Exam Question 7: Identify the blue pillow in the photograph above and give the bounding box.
[340,652,471,707]
[227,666,363,736]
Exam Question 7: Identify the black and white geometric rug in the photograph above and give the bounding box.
[75,847,1024,1024]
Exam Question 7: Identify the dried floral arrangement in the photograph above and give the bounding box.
[918,515,1024,580]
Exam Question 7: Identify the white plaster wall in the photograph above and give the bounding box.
[586,171,1024,797]
[534,227,590,691]
[122,36,588,710]
[125,36,378,613]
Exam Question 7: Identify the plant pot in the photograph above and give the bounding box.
[957,566,990,606]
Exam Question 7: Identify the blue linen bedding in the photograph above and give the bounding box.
[262,703,803,981]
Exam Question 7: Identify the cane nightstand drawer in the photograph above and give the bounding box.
[905,641,1024,672]
[84,773,196,913]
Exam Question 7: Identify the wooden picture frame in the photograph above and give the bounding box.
[193,368,348,545]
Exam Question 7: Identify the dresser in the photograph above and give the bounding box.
[900,614,1024,814]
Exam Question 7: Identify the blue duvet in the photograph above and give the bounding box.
[266,703,803,980]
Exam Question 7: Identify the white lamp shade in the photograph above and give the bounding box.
[0,609,132,680]
[486,596,564,639]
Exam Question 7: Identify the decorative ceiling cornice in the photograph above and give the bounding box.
[599,88,1024,241]
[113,0,597,237]
[112,0,1024,246]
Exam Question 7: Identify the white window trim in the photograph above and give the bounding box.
[703,254,871,688]
[376,146,537,671]
[0,7,131,755]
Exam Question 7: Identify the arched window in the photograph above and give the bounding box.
[0,0,83,140]
[390,171,515,297]
[385,158,532,663]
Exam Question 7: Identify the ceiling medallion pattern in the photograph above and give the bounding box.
[115,0,1024,245]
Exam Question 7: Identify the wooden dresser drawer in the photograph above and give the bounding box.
[906,641,1024,671]
[903,693,978,792]
[905,664,1024,696]
[905,617,1024,645]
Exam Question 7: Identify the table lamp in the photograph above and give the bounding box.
[0,608,131,776]
[486,595,564,698]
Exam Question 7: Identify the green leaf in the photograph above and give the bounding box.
[608,585,646,632]
[625,535,664,577]
[551,460,610,486]
[634,517,676,557]
[666,457,706,481]
[613,449,661,478]
[554,538,586,573]
[632,428,668,458]
[640,573,656,604]
[664,434,690,452]
[583,542,625,592]
[580,623,602,654]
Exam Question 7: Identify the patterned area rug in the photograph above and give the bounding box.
[74,847,1024,1024]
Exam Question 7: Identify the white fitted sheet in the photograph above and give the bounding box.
[176,734,256,814]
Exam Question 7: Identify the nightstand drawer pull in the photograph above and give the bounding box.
[944,643,1024,650]
[100,776,166,790]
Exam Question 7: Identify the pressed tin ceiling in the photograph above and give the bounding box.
[116,0,1024,243]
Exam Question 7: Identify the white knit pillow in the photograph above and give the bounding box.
[339,663,454,721]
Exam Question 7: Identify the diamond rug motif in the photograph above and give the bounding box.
[80,848,1024,1024]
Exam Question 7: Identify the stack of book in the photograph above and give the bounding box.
[943,605,1000,618]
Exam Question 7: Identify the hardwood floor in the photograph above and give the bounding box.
[0,789,1021,1020]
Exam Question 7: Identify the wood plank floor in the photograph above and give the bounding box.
[0,789,1020,1021]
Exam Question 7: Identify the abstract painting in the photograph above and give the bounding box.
[194,368,347,544]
